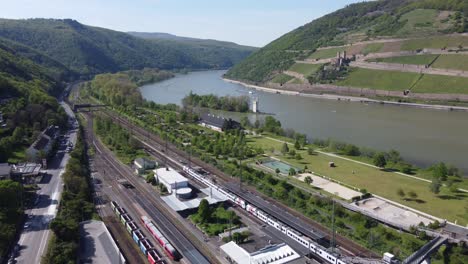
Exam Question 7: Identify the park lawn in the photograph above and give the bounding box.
[412,74,468,94]
[308,47,345,60]
[369,54,439,65]
[432,54,468,71]
[401,35,468,51]
[337,68,421,91]
[247,135,468,225]
[361,43,384,55]
[271,73,293,84]
[288,63,323,77]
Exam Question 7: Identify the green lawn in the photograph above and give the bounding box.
[432,54,468,71]
[308,47,344,60]
[247,135,468,225]
[290,78,304,84]
[361,43,384,55]
[369,54,439,65]
[288,63,323,76]
[412,74,468,94]
[337,68,421,91]
[270,73,294,84]
[401,35,468,51]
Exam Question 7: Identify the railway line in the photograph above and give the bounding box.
[82,112,215,264]
[99,108,379,259]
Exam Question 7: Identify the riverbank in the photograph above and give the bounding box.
[222,78,468,112]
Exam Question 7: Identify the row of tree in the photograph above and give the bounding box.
[43,124,96,263]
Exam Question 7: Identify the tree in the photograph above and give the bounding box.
[289,149,296,156]
[408,191,417,200]
[307,147,314,155]
[275,168,280,174]
[432,162,448,181]
[197,199,211,223]
[294,140,301,150]
[397,188,405,199]
[373,153,387,168]
[295,153,302,160]
[281,143,289,154]
[343,144,360,156]
[304,176,313,185]
[429,178,441,194]
[388,149,402,164]
[288,168,297,176]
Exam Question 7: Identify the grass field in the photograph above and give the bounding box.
[247,135,468,225]
[270,73,294,84]
[401,35,468,51]
[432,54,468,71]
[337,68,421,91]
[412,74,468,94]
[308,47,344,60]
[290,78,303,84]
[396,9,439,37]
[288,63,323,76]
[361,43,384,55]
[369,54,439,65]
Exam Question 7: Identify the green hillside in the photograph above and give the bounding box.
[226,0,468,82]
[128,32,257,68]
[0,19,255,76]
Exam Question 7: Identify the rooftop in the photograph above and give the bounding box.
[221,242,300,264]
[161,187,227,211]
[154,167,188,185]
[200,113,227,128]
[79,220,125,264]
[11,163,42,176]
[33,136,50,151]
[0,163,11,176]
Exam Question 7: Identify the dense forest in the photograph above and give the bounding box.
[0,43,68,163]
[129,32,257,69]
[0,19,256,76]
[226,0,468,82]
[182,92,250,112]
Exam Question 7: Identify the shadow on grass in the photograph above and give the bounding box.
[405,198,426,204]
[437,194,465,200]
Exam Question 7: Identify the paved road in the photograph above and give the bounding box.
[14,101,77,264]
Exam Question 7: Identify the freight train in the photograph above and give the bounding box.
[110,201,168,264]
[141,215,181,261]
[183,166,349,264]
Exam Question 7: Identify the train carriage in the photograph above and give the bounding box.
[126,221,138,234]
[256,210,269,222]
[121,213,132,225]
[116,207,127,219]
[110,201,119,212]
[164,243,180,261]
[147,249,163,264]
[139,238,154,255]
[132,229,145,245]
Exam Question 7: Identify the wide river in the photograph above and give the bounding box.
[140,70,468,173]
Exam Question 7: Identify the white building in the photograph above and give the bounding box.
[220,242,300,264]
[154,167,188,193]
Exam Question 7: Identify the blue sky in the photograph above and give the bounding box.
[0,0,366,47]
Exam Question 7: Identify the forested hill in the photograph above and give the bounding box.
[0,19,255,76]
[128,31,258,68]
[225,0,468,82]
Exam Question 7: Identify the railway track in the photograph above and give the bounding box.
[83,112,216,264]
[99,109,379,258]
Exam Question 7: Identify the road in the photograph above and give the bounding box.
[14,101,77,264]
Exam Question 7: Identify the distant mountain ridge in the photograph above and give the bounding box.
[0,18,256,77]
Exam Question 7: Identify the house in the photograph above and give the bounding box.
[0,163,11,180]
[199,113,241,132]
[11,163,42,178]
[26,125,59,162]
[134,157,157,175]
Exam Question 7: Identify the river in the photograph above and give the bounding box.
[140,70,468,173]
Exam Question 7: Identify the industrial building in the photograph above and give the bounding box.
[134,157,157,175]
[154,167,188,193]
[220,242,300,264]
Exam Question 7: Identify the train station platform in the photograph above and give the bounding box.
[79,220,126,264]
